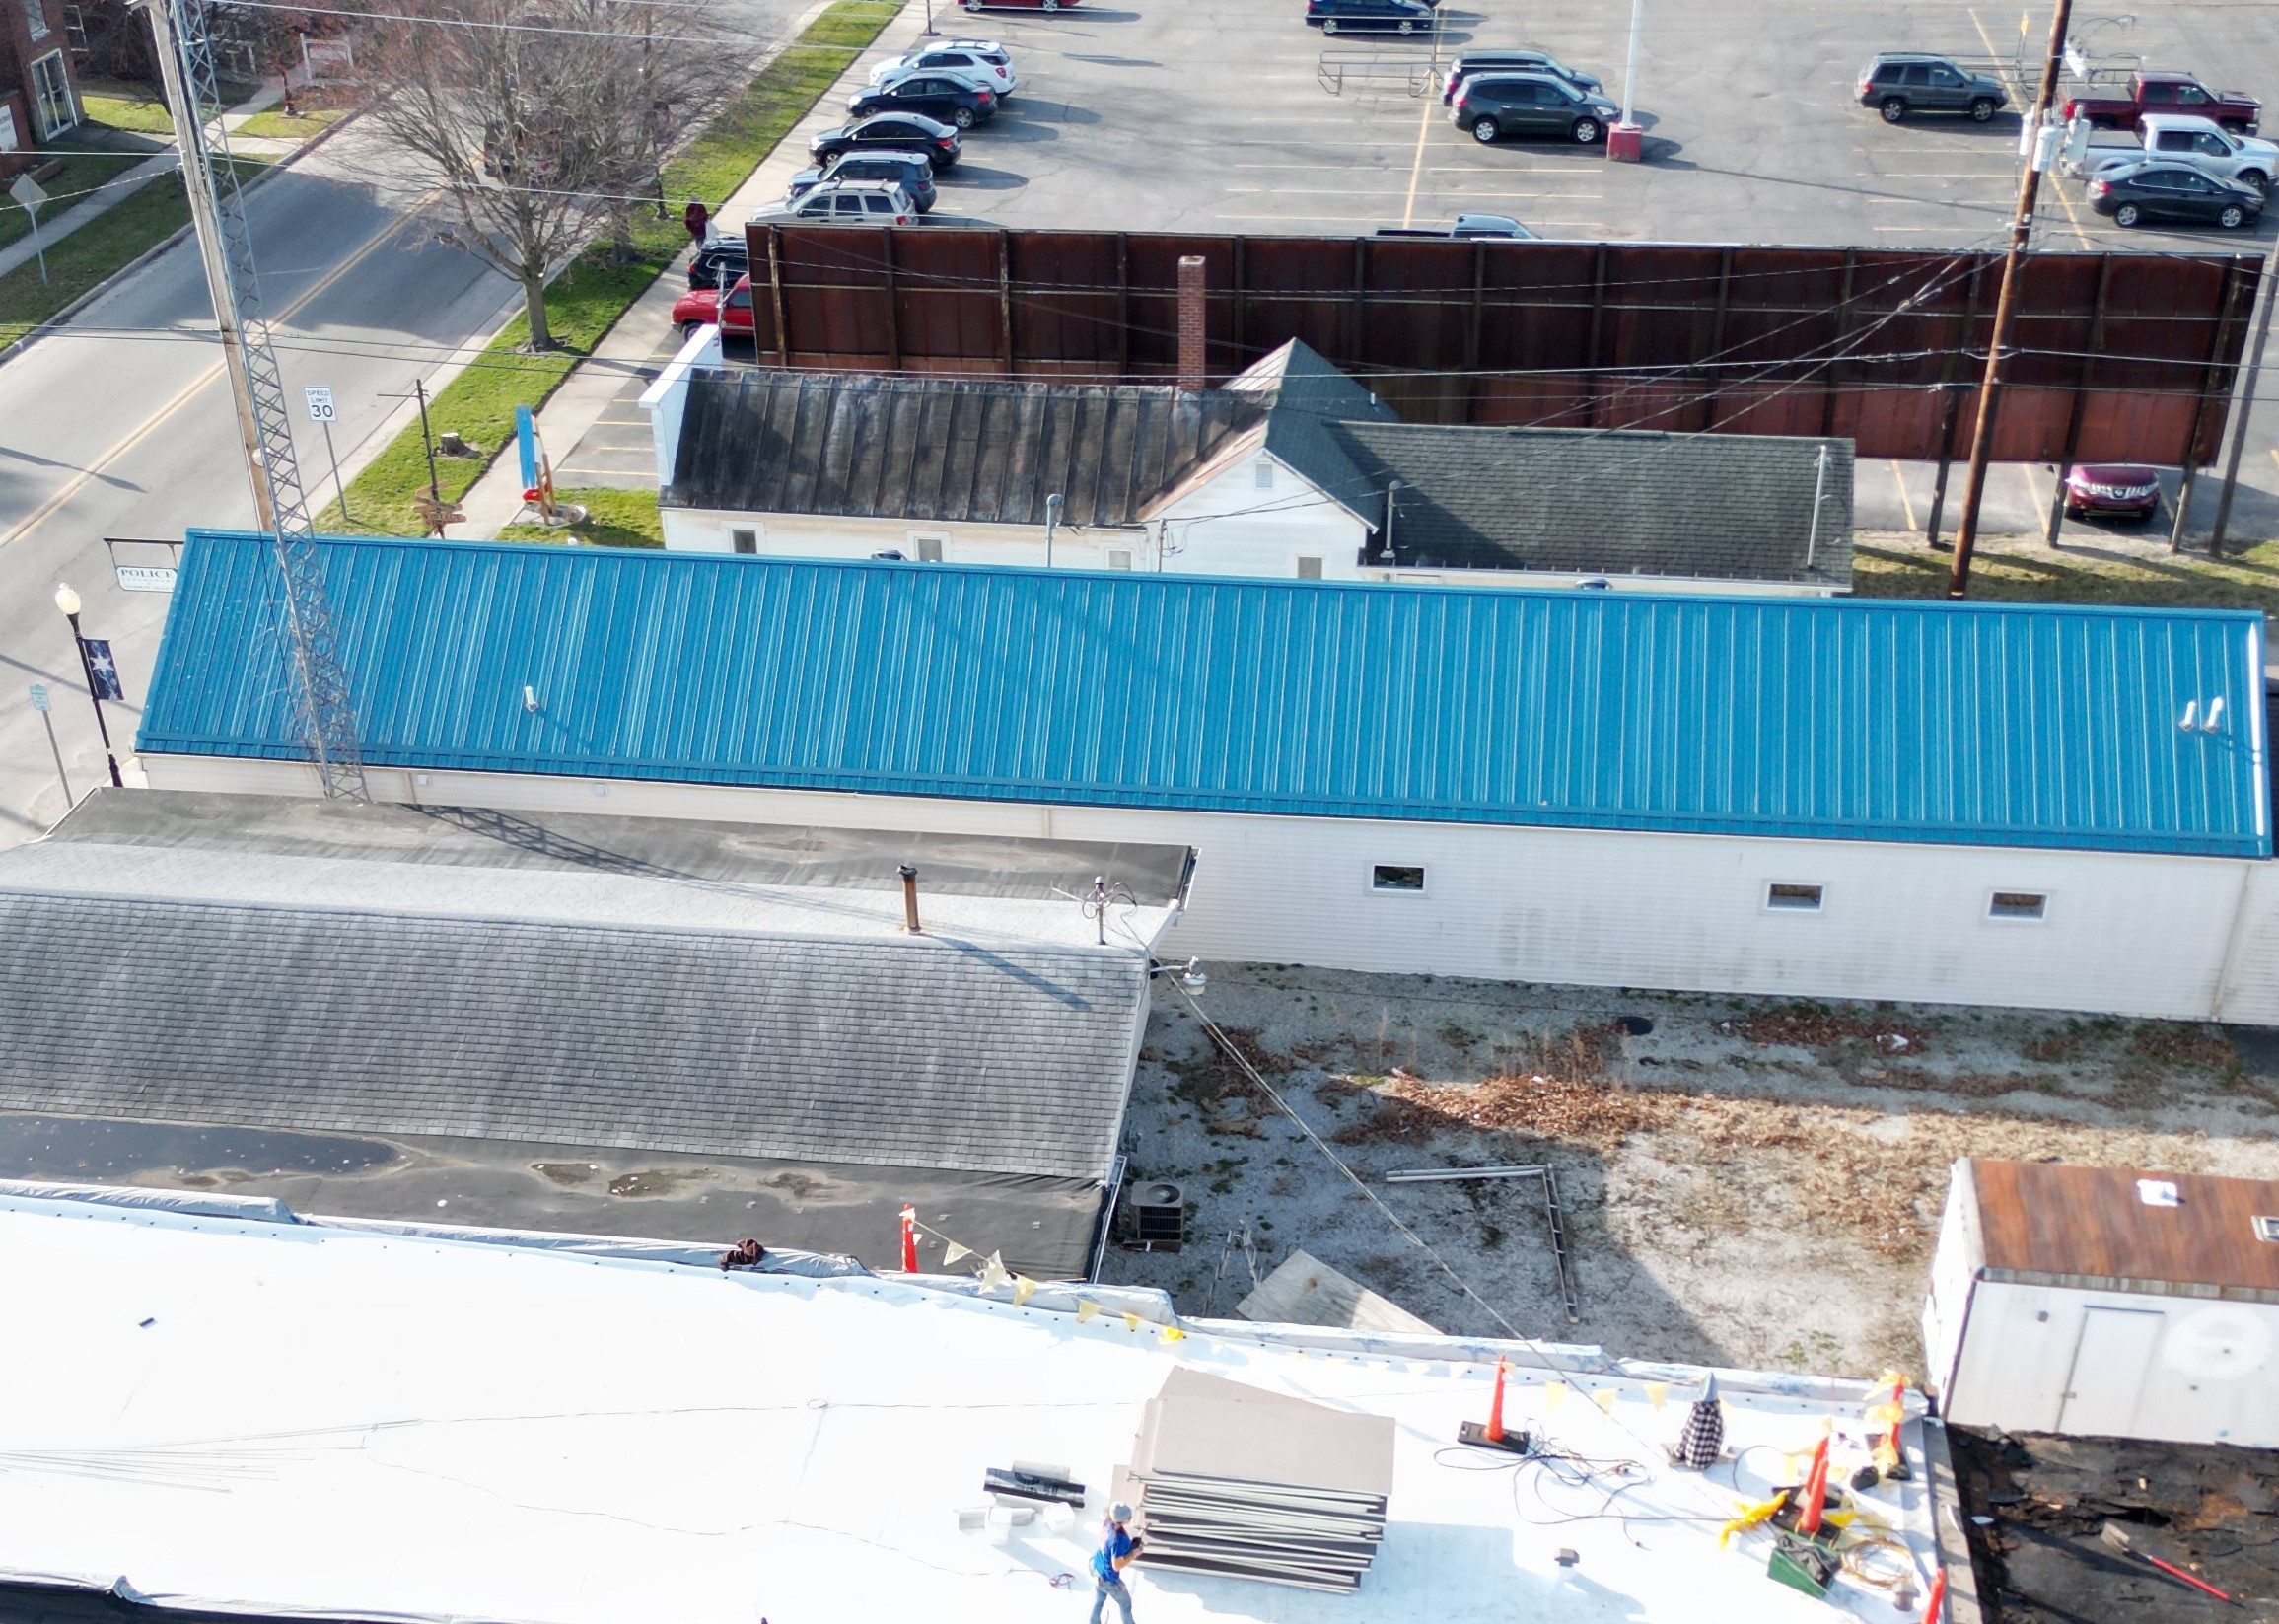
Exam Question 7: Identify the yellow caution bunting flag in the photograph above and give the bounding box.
[1593,1387,1618,1415]
[942,1240,973,1267]
[1544,1381,1568,1414]
[1076,1299,1103,1323]
[978,1252,1011,1291]
[1646,1381,1669,1412]
[1123,1312,1143,1331]
[1013,1275,1039,1306]
[1161,1325,1187,1343]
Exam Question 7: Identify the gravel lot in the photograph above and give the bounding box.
[1097,966,2279,1377]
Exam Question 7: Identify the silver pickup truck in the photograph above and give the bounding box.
[2086,114,2279,192]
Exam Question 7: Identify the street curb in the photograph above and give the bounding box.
[0,102,370,373]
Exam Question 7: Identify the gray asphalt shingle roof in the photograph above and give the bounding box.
[665,368,1269,527]
[0,799,1165,1185]
[1330,422,1855,587]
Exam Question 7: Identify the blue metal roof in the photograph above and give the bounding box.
[139,531,2271,858]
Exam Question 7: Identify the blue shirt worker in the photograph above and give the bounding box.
[1088,1502,1141,1624]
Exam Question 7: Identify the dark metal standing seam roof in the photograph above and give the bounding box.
[139,532,2271,858]
[666,369,1269,527]
[1330,423,1857,586]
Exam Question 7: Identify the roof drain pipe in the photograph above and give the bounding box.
[1805,444,1830,575]
[1045,492,1063,570]
[1380,477,1400,567]
[899,864,922,935]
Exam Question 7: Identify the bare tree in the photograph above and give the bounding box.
[360,0,738,350]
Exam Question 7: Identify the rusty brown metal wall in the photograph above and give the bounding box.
[740,227,2261,465]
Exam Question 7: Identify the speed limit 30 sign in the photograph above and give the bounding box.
[305,387,335,422]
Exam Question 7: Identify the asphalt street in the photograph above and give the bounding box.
[0,120,516,842]
[0,0,814,847]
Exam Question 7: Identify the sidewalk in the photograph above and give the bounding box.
[457,0,933,536]
[0,82,306,282]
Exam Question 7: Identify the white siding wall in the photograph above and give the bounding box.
[1940,1279,2279,1447]
[653,446,1833,595]
[146,753,2279,1023]
[638,326,723,487]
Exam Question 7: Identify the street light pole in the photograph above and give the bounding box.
[53,584,123,789]
[1947,0,2075,599]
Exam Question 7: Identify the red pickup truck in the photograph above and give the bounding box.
[2064,72,2260,134]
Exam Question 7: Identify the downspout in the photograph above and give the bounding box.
[1805,444,1830,574]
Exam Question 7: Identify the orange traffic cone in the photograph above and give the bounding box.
[1796,1423,1833,1536]
[1460,1358,1528,1453]
[1924,1565,1947,1622]
[899,1204,919,1273]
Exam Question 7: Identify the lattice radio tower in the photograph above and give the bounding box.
[144,0,368,799]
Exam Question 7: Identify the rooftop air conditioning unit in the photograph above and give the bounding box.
[1129,1181,1185,1252]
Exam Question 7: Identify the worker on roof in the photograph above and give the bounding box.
[1087,1502,1141,1624]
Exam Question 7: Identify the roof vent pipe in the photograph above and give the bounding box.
[1175,255,1207,392]
[899,864,921,934]
[1806,444,1830,573]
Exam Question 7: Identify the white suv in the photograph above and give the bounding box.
[868,40,1017,99]
[2090,114,2278,193]
[751,179,919,227]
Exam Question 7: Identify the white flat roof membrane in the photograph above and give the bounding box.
[0,1191,1939,1624]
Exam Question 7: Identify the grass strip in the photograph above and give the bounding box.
[496,486,666,547]
[79,94,177,135]
[1853,539,2279,616]
[0,158,264,352]
[320,0,903,537]
[235,107,347,141]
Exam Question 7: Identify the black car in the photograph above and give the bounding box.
[1857,53,2008,123]
[1306,0,1435,35]
[1449,71,1619,145]
[848,71,996,130]
[810,113,962,170]
[1442,49,1602,105]
[788,151,939,213]
[687,235,748,291]
[2089,160,2263,229]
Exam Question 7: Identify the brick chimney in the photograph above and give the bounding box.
[1175,254,1207,392]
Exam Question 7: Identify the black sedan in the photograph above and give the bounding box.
[848,72,997,130]
[809,113,962,170]
[2088,161,2263,229]
[687,236,748,291]
[1306,0,1435,33]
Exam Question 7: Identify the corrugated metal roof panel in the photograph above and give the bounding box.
[138,532,2270,857]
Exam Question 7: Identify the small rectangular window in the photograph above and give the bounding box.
[730,528,757,555]
[1371,864,1426,893]
[907,532,947,563]
[1296,557,1323,580]
[1106,549,1133,570]
[1766,883,1823,912]
[1254,460,1274,491]
[1990,891,2047,921]
[2253,1216,2279,1243]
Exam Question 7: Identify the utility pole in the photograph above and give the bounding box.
[2209,236,2279,553]
[1947,0,2074,600]
[140,0,367,799]
[145,0,273,533]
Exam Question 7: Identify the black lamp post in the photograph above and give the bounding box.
[54,583,123,789]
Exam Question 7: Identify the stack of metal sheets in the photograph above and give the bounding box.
[1114,1368,1395,1592]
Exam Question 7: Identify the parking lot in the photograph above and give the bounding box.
[913,0,2279,248]
[550,0,2279,539]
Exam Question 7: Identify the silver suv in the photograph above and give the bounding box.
[751,179,919,227]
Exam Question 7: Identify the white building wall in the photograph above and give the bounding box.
[1938,1278,2279,1447]
[145,752,2274,1023]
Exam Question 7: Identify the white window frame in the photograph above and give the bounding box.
[1296,556,1324,580]
[1105,549,1133,571]
[729,527,759,555]
[29,50,76,140]
[1987,889,2050,923]
[26,0,50,40]
[906,530,949,563]
[1253,459,1275,491]
[1368,863,1429,896]
[1764,883,1824,914]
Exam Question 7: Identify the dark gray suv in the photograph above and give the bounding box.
[1448,71,1619,146]
[1858,53,2008,123]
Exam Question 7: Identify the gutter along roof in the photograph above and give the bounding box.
[139,531,2271,857]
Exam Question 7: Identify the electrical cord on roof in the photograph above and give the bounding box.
[1166,979,1605,1371]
